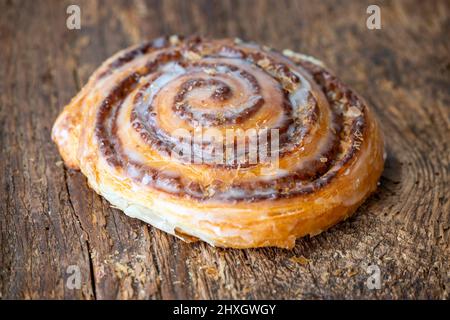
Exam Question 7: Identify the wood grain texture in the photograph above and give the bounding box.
[0,0,448,299]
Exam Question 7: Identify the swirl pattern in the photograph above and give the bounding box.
[52,36,384,248]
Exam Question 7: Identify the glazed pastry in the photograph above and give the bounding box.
[52,36,384,248]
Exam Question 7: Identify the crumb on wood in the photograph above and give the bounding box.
[200,265,219,280]
[346,268,358,277]
[290,255,310,265]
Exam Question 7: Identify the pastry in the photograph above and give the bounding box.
[52,36,385,248]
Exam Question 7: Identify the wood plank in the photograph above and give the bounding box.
[0,0,448,299]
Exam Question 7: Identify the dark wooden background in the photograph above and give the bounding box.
[0,0,448,299]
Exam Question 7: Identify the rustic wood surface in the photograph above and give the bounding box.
[0,0,449,300]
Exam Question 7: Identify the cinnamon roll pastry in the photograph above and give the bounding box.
[52,36,384,249]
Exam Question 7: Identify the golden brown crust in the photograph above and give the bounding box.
[52,36,385,248]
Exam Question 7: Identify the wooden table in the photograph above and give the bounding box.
[1,0,448,299]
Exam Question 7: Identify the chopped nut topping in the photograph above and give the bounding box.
[203,68,216,75]
[169,35,180,45]
[282,49,295,57]
[185,50,201,61]
[257,58,271,69]
[347,106,362,117]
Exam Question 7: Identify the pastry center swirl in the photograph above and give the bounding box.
[171,64,264,126]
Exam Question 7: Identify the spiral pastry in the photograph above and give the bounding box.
[52,36,384,248]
